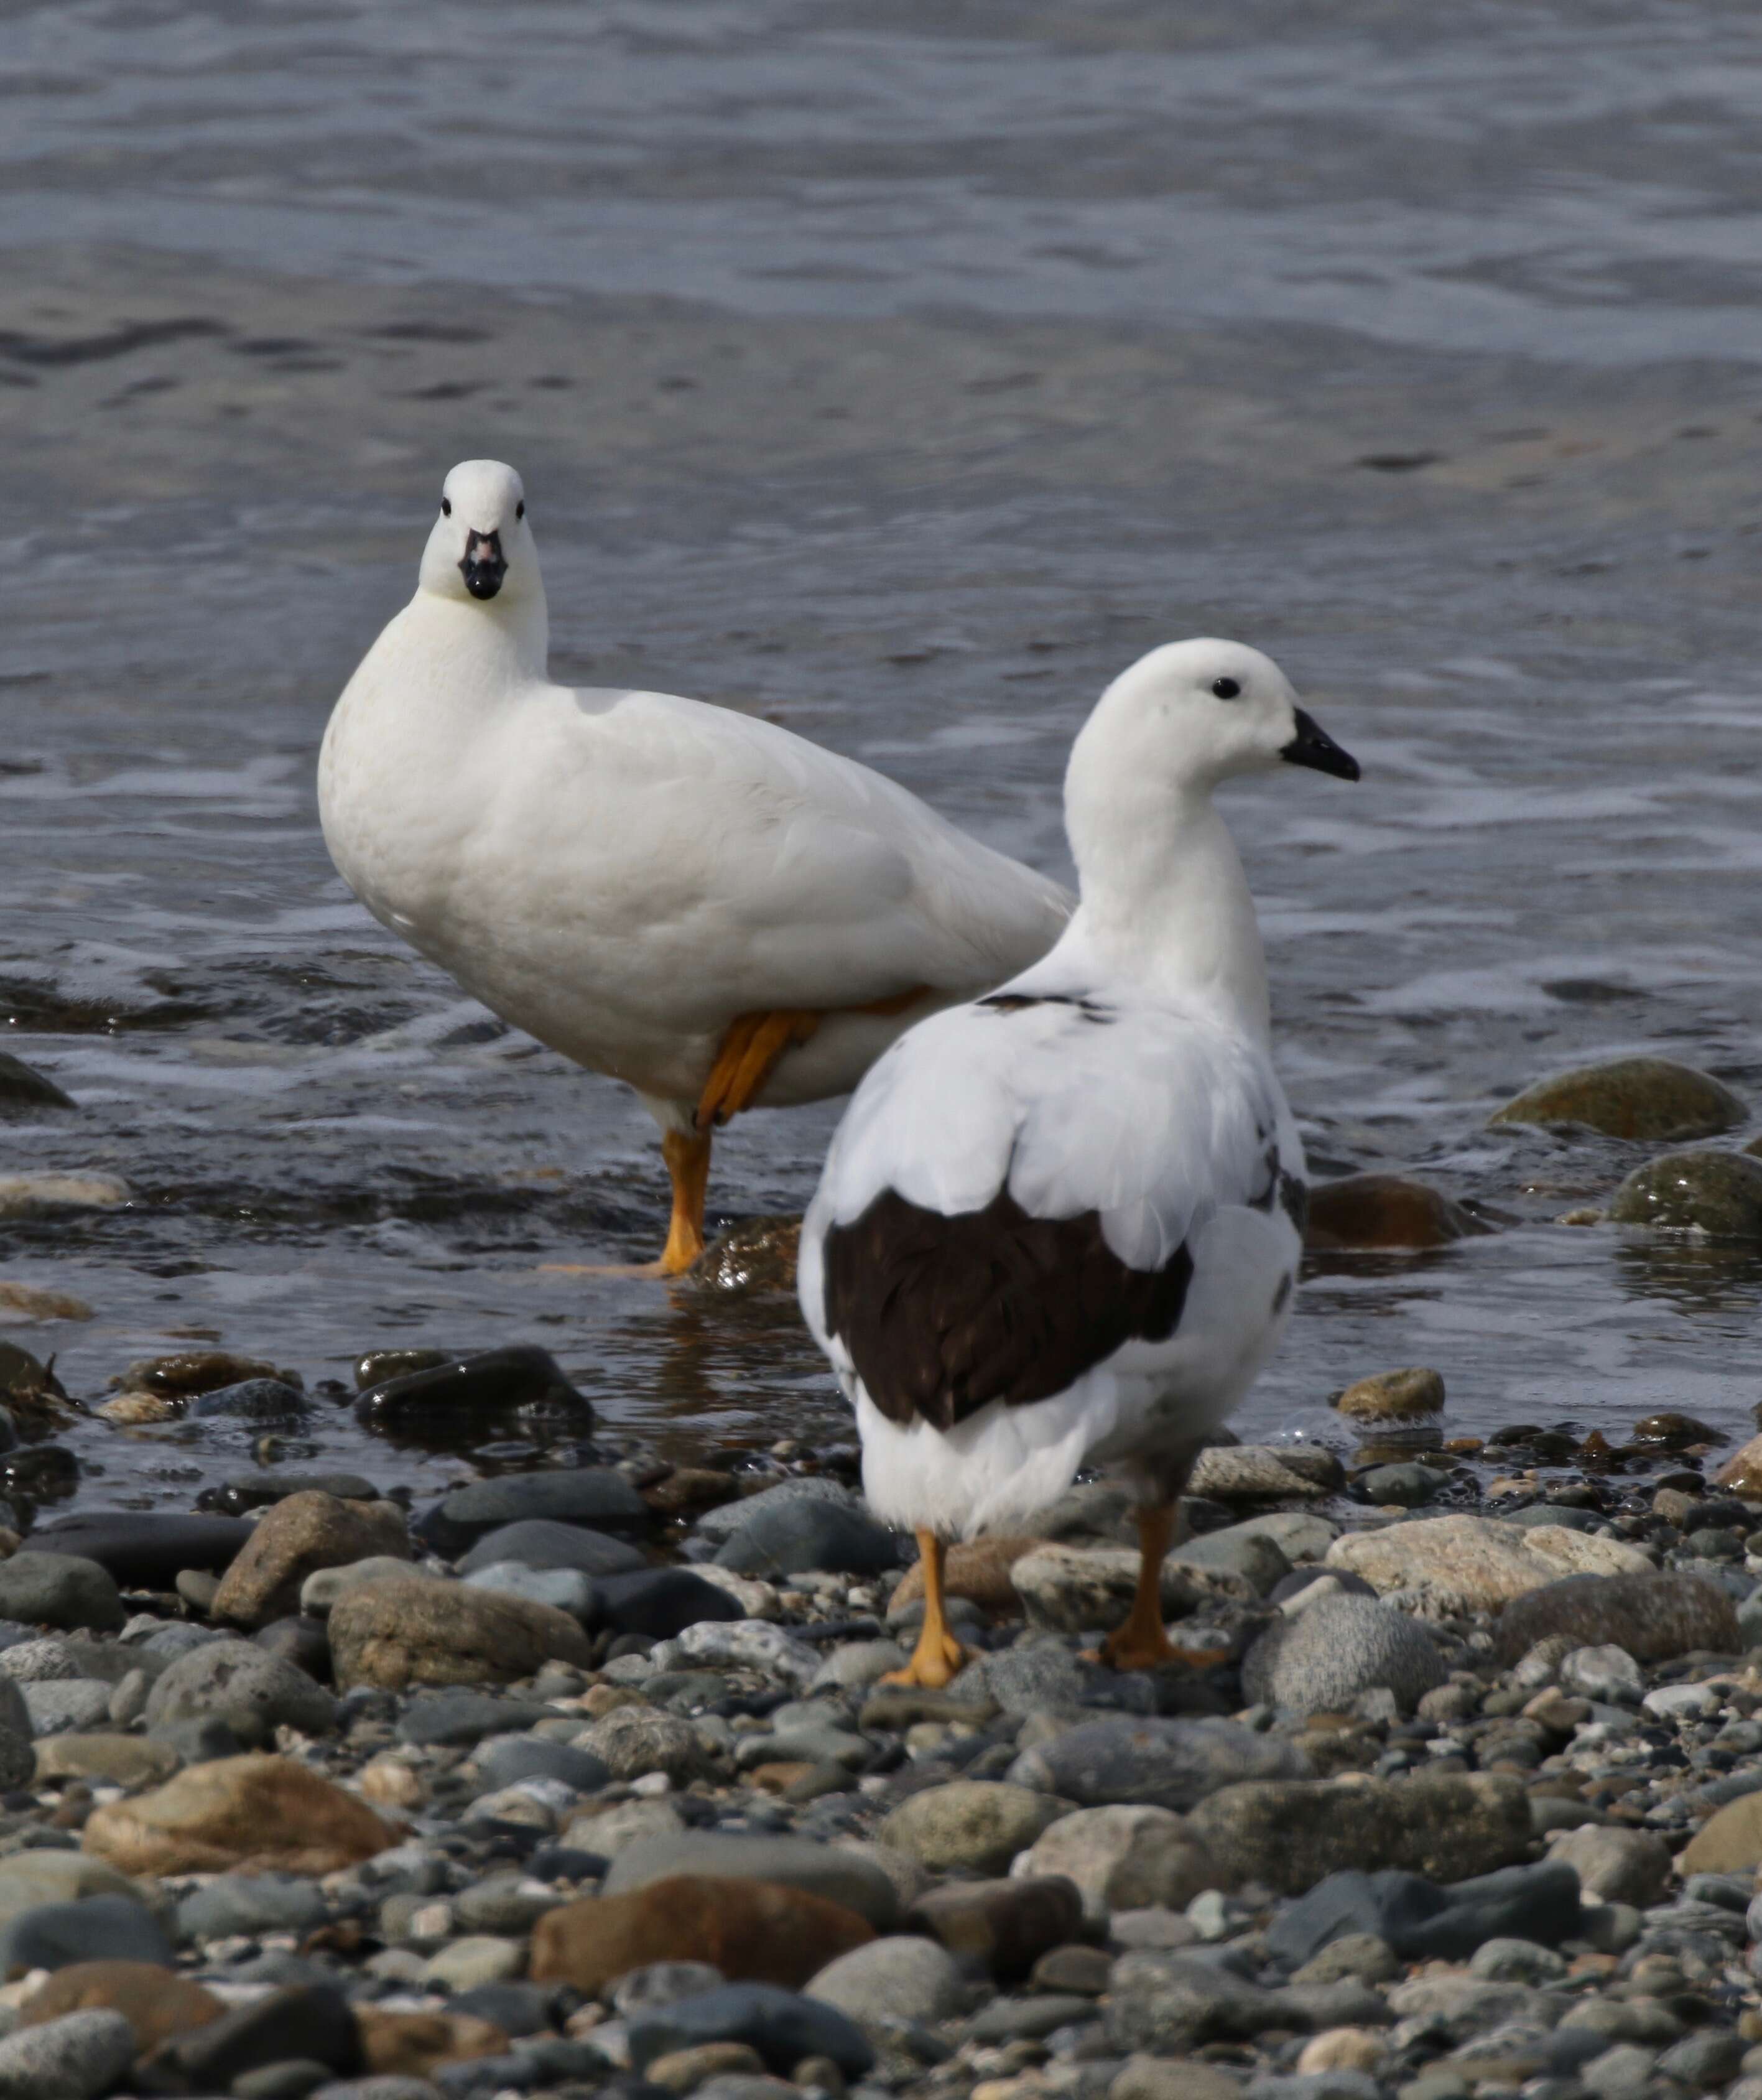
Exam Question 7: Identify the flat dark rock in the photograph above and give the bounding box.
[355,1344,594,1444]
[418,1467,651,1555]
[395,1691,554,1747]
[22,1513,253,1586]
[0,1052,75,1112]
[628,1983,875,2079]
[202,1472,379,1515]
[0,1893,174,1974]
[1267,1861,1583,1967]
[590,1568,744,1639]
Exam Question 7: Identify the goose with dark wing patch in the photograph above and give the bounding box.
[799,638,1359,1687]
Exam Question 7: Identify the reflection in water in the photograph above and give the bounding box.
[1610,1237,1762,1317]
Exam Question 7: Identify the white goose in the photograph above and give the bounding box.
[318,461,1071,1273]
[798,639,1359,1688]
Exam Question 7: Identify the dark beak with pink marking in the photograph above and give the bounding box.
[460,529,508,601]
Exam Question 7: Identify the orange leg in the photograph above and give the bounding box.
[695,1010,822,1130]
[882,1531,973,1688]
[538,1127,713,1280]
[1095,1503,1230,1673]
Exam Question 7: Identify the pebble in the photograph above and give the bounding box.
[144,1638,338,1746]
[878,1781,1067,1874]
[601,1834,900,1929]
[626,1984,876,2081]
[1243,1587,1447,1716]
[805,1936,967,2025]
[0,1553,123,1635]
[0,2007,137,2099]
[1023,1804,1218,1923]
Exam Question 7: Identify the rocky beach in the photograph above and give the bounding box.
[0,1049,1760,2100]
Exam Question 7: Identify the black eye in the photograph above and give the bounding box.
[1212,676,1241,699]
[516,501,525,519]
[440,497,452,516]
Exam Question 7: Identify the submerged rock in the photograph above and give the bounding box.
[1607,1147,1762,1240]
[0,1051,75,1113]
[1332,1368,1445,1421]
[1305,1174,1483,1251]
[689,1217,801,1295]
[356,1344,594,1444]
[1491,1056,1746,1141]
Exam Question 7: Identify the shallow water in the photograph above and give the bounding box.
[2,1,1761,1512]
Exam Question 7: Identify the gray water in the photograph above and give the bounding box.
[2,0,1761,1513]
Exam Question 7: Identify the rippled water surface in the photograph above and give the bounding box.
[2,0,1761,1512]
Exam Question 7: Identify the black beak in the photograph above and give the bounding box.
[459,528,508,601]
[1281,705,1360,781]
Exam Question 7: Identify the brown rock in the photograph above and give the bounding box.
[642,1469,742,1519]
[83,1754,399,1876]
[1632,1411,1720,1451]
[1607,1148,1762,1242]
[1491,1057,1746,1143]
[358,1755,427,1811]
[34,1734,181,1790]
[212,1492,410,1628]
[907,1876,1083,1980]
[0,1284,93,1323]
[889,1536,1040,1617]
[687,1217,800,1295]
[19,1962,223,2051]
[115,1351,294,1397]
[529,1873,874,1994]
[356,2007,509,2078]
[1305,1174,1482,1252]
[327,1573,593,1691]
[1332,1368,1445,1423]
[1716,1435,1762,1501]
[1680,1794,1762,1875]
[1492,1571,1741,1665]
[646,2043,768,2094]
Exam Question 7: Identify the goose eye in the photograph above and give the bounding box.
[440,497,452,517]
[516,501,525,519]
[1212,676,1241,700]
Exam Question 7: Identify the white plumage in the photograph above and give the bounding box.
[318,460,1070,1271]
[799,637,1360,1685]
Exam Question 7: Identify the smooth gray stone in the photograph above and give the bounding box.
[178,1872,331,1943]
[144,1639,338,1747]
[1008,1714,1310,1810]
[0,1553,123,1635]
[693,1478,858,1542]
[0,1893,174,1972]
[457,1520,645,1579]
[473,1734,611,1795]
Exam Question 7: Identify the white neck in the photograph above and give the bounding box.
[1062,780,1271,1043]
[408,578,551,690]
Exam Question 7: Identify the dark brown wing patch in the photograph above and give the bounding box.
[822,1186,1194,1432]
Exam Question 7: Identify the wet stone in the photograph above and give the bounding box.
[591,1568,746,1640]
[1304,1174,1483,1250]
[190,1377,308,1420]
[0,1051,76,1112]
[203,1470,380,1515]
[1492,1056,1747,1141]
[356,1344,593,1443]
[1607,1147,1762,1240]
